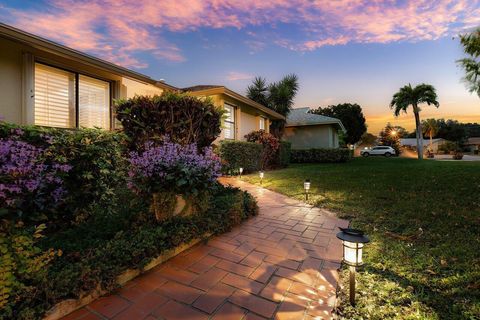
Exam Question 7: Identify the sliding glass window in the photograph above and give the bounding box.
[223,104,235,139]
[34,63,111,129]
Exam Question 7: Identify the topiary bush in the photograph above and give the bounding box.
[115,92,223,150]
[218,140,262,174]
[291,148,351,163]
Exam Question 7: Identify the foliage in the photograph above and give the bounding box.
[359,132,378,147]
[457,27,480,97]
[115,92,223,150]
[244,130,280,169]
[438,141,459,154]
[290,148,350,163]
[2,184,257,320]
[309,103,367,145]
[276,141,291,168]
[0,222,61,319]
[243,158,480,319]
[390,83,439,160]
[0,123,128,226]
[379,123,402,155]
[128,139,221,197]
[246,74,299,138]
[218,140,262,174]
[0,135,70,222]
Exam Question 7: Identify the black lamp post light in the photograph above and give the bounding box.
[304,179,311,200]
[336,227,370,306]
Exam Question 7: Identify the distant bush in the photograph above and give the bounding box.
[218,140,262,174]
[115,92,223,150]
[291,148,351,163]
[438,141,457,154]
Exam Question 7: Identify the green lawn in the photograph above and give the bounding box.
[243,158,480,320]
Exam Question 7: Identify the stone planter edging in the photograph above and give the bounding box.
[43,234,211,320]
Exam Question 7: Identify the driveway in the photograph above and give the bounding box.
[62,178,348,320]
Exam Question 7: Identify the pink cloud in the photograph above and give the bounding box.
[226,71,253,81]
[1,0,479,67]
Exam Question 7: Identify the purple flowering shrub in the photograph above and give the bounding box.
[0,134,71,220]
[128,140,222,196]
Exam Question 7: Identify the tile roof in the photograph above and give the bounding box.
[286,107,345,131]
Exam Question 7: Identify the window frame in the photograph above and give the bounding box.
[259,116,266,131]
[223,103,236,140]
[34,61,113,130]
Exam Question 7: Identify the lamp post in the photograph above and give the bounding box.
[259,171,264,185]
[336,227,370,306]
[239,167,243,179]
[304,179,311,201]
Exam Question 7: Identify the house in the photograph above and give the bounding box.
[465,137,480,153]
[0,23,282,140]
[399,138,447,153]
[283,107,346,149]
[182,85,284,141]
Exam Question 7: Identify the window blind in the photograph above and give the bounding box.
[79,75,110,129]
[34,63,75,128]
[224,104,235,139]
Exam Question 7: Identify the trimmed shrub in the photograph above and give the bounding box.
[245,130,280,169]
[291,148,351,163]
[115,92,223,150]
[0,123,127,226]
[218,140,262,174]
[277,141,291,167]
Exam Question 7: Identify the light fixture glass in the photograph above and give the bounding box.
[239,167,244,174]
[343,241,364,266]
[304,180,311,191]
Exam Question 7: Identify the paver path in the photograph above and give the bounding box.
[62,178,348,320]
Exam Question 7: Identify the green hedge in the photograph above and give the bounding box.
[277,141,291,167]
[2,184,258,320]
[291,148,351,163]
[218,140,262,174]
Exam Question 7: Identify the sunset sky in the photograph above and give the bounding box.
[1,0,479,134]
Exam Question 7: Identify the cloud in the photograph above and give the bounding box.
[1,0,479,68]
[226,71,253,81]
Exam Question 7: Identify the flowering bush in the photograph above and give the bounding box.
[244,130,280,169]
[128,140,222,196]
[0,134,70,221]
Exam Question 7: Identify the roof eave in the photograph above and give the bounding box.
[0,23,177,90]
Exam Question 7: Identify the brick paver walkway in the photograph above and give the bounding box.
[62,178,348,320]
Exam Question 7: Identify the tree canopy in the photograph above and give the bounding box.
[246,74,299,138]
[458,27,480,97]
[309,103,367,145]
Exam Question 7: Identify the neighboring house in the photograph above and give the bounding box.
[0,23,283,140]
[183,85,283,141]
[283,107,346,149]
[465,137,480,153]
[400,138,447,153]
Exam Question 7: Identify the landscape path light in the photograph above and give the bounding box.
[304,179,311,200]
[259,171,264,185]
[239,167,243,178]
[336,227,370,306]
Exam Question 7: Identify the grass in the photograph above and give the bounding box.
[243,157,480,320]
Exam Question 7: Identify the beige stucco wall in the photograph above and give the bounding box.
[239,111,257,140]
[284,125,339,149]
[0,37,23,124]
[121,77,164,99]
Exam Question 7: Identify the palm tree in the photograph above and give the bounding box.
[422,118,439,151]
[247,74,299,137]
[390,84,439,160]
[457,27,480,97]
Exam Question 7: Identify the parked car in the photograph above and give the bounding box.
[360,146,396,157]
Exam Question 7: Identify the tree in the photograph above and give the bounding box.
[436,119,467,143]
[422,118,439,150]
[379,123,401,155]
[309,103,367,145]
[247,74,299,138]
[390,83,439,160]
[457,27,480,97]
